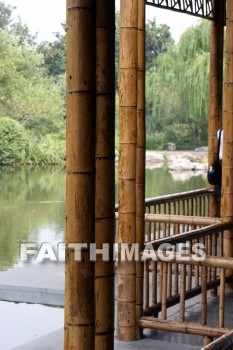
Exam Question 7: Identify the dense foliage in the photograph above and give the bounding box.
[0,117,28,164]
[0,2,210,165]
[0,2,65,164]
[146,20,210,149]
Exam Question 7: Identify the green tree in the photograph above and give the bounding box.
[0,2,37,46]
[38,24,66,78]
[146,20,210,149]
[0,29,64,135]
[0,117,28,165]
[146,18,174,70]
[114,14,174,90]
[178,20,210,146]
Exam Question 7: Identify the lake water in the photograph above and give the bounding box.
[0,166,207,271]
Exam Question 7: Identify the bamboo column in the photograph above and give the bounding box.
[208,0,224,218]
[65,1,96,349]
[136,0,146,340]
[118,0,138,341]
[222,0,233,263]
[95,1,115,349]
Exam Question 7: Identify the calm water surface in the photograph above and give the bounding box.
[0,166,207,271]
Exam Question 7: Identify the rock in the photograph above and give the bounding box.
[166,154,177,162]
[146,151,165,163]
[165,143,176,151]
[195,146,208,152]
[168,158,196,171]
[193,162,208,171]
[180,152,195,161]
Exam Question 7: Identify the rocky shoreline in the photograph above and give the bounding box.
[146,150,208,171]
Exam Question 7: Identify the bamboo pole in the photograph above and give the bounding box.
[152,261,157,306]
[143,252,233,270]
[203,337,213,347]
[118,0,138,340]
[167,262,172,299]
[139,317,232,338]
[115,212,222,225]
[95,1,115,349]
[136,0,145,339]
[219,268,225,328]
[144,214,221,225]
[179,264,186,322]
[161,262,168,320]
[207,0,224,215]
[143,260,149,310]
[65,1,96,349]
[201,266,207,326]
[201,330,233,350]
[222,0,233,270]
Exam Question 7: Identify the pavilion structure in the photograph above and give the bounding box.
[65,0,233,349]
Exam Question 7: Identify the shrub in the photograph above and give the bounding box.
[146,132,166,150]
[164,123,192,150]
[0,117,28,165]
[28,134,66,165]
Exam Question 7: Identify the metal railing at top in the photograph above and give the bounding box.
[145,0,214,20]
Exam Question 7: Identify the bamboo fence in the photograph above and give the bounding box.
[140,254,233,346]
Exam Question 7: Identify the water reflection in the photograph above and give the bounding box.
[146,167,207,198]
[0,167,65,270]
[0,166,207,271]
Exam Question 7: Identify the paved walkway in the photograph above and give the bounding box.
[12,329,201,350]
[0,262,64,306]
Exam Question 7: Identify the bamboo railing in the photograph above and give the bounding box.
[201,330,233,349]
[142,222,233,317]
[116,188,216,242]
[140,253,233,344]
[140,221,233,347]
[145,188,215,242]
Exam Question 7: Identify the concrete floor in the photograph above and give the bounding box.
[12,329,201,350]
[1,262,233,350]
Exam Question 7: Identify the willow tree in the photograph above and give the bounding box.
[178,20,210,146]
[146,20,211,149]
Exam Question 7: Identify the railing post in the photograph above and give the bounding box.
[208,0,224,218]
[95,1,115,349]
[118,0,138,341]
[65,1,96,349]
[222,0,233,265]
